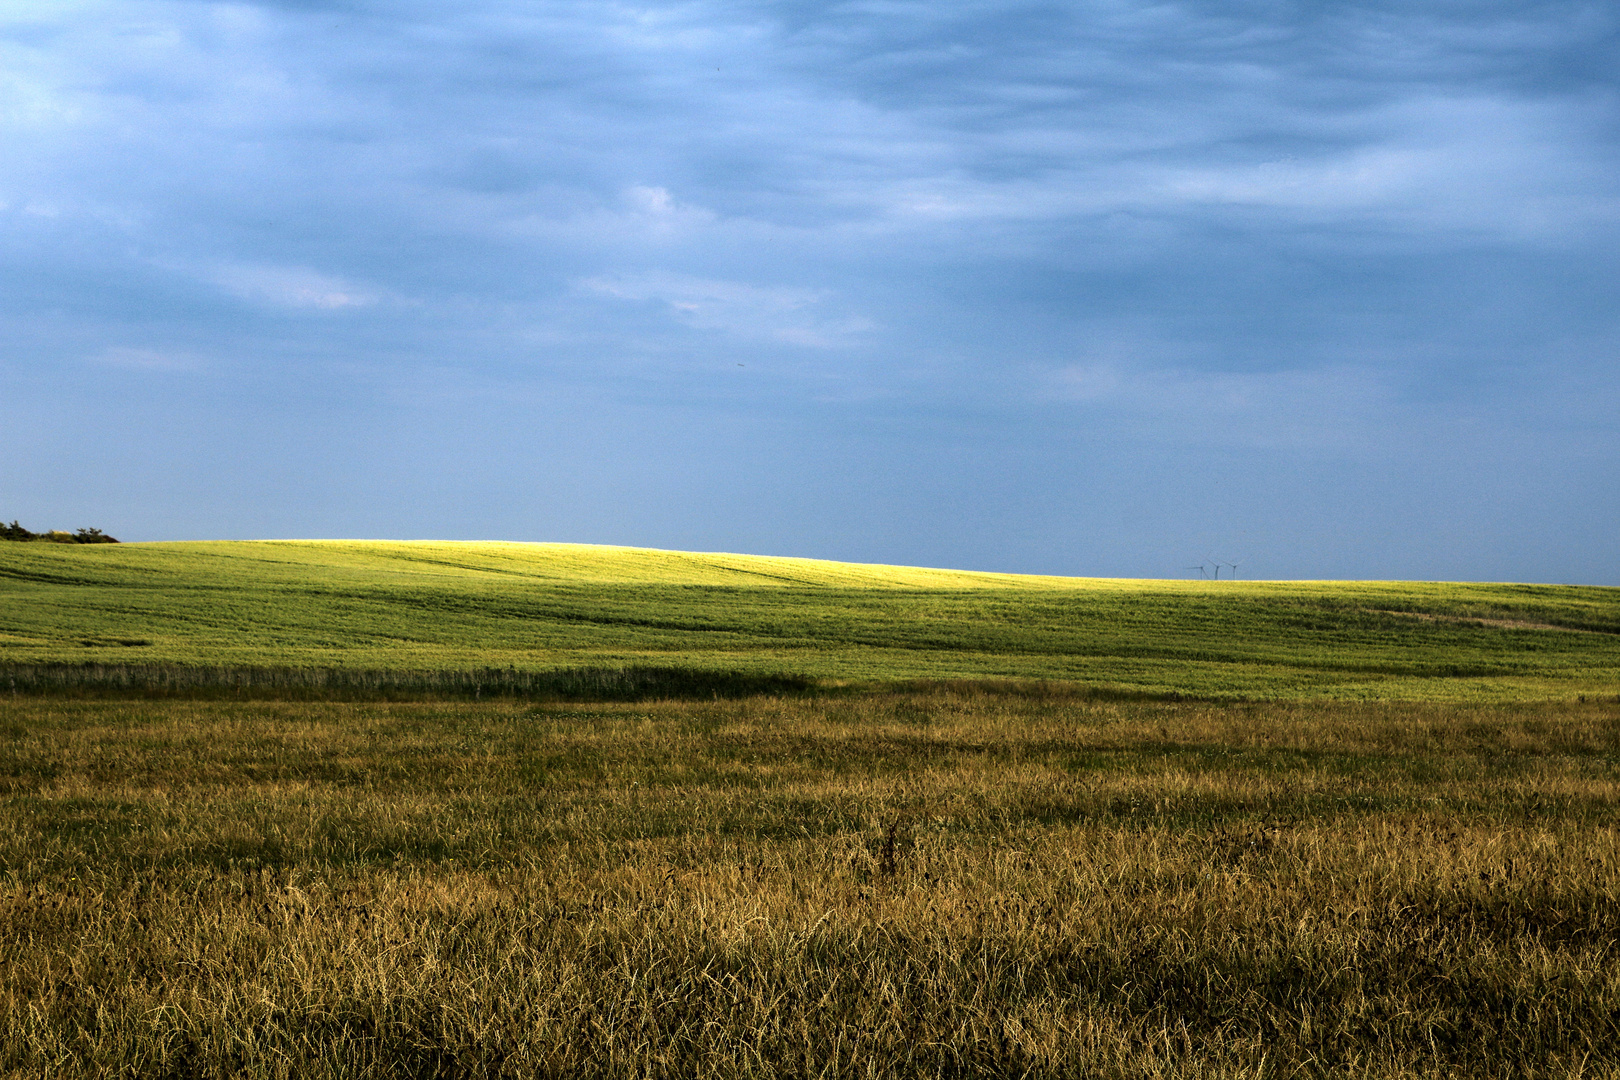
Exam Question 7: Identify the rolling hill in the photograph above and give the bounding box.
[2,539,1617,700]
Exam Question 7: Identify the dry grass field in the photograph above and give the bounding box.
[4,688,1618,1078]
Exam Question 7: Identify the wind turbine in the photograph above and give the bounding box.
[1185,564,1207,579]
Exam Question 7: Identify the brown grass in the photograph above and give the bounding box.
[2,691,1619,1077]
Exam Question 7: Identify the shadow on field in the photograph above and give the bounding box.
[0,663,815,702]
[0,664,1234,704]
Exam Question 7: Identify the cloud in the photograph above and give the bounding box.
[1033,309,1407,452]
[95,345,205,372]
[1140,93,1620,238]
[0,0,1615,579]
[204,262,381,310]
[1055,358,1391,430]
[581,271,873,347]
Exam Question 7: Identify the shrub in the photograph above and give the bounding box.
[0,520,119,543]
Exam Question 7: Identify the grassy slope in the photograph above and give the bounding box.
[2,539,1618,700]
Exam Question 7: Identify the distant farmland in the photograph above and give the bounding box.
[2,539,1617,701]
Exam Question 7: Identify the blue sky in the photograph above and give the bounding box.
[2,0,1616,581]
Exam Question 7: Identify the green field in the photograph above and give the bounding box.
[3,539,1618,701]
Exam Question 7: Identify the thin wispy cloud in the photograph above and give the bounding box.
[583,271,873,348]
[201,263,382,311]
[95,345,206,373]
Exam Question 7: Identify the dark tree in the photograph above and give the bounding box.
[0,520,119,543]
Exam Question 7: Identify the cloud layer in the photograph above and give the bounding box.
[2,0,1616,580]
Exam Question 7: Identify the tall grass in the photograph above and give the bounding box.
[4,690,1619,1077]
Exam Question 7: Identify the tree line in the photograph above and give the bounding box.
[1,520,119,544]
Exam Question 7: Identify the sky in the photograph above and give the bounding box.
[1,0,1617,582]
